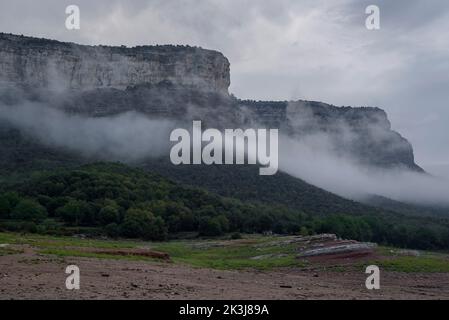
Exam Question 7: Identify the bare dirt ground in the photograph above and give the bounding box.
[1,246,448,300]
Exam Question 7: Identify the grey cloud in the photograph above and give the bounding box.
[0,0,448,168]
[0,102,176,162]
[279,133,449,206]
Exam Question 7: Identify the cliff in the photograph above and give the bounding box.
[0,33,230,93]
[239,100,422,171]
[0,33,422,171]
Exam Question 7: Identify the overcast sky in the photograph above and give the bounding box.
[0,0,448,169]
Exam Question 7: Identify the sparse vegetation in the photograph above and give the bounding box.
[370,255,449,273]
[2,232,449,273]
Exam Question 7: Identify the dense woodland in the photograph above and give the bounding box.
[1,162,449,250]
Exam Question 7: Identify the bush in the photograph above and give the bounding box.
[230,232,242,240]
[11,199,48,222]
[104,223,120,238]
[40,219,59,233]
[20,221,38,233]
[0,220,23,232]
[299,226,309,236]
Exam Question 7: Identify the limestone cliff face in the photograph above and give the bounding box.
[238,100,423,171]
[0,33,422,171]
[0,33,230,93]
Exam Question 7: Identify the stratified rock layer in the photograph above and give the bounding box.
[0,33,230,93]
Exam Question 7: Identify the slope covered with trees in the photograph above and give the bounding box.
[1,162,449,250]
[143,159,386,216]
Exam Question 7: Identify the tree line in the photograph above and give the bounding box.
[1,162,448,250]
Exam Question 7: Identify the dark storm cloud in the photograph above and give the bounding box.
[0,0,448,167]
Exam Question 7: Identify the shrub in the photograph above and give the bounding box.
[230,232,242,240]
[20,221,38,233]
[40,219,59,233]
[104,223,120,238]
[299,226,309,236]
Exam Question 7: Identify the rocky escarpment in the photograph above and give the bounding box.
[0,33,230,93]
[0,33,422,171]
[239,100,423,171]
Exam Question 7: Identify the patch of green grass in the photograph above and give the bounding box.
[153,239,305,270]
[365,246,449,273]
[370,255,449,273]
[5,231,449,273]
[0,232,139,250]
[0,232,17,244]
[0,247,24,256]
[1,232,302,269]
[375,246,398,256]
[39,248,164,263]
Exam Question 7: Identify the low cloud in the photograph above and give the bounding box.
[0,102,176,162]
[1,99,448,207]
[279,133,449,206]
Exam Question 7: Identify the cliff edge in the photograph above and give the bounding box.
[0,33,230,93]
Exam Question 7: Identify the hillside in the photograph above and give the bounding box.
[1,162,449,250]
[142,159,381,216]
[0,33,445,250]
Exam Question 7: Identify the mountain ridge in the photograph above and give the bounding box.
[0,32,424,172]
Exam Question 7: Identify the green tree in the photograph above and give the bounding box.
[256,213,274,233]
[299,226,309,236]
[98,203,120,225]
[45,196,73,217]
[0,192,21,218]
[56,200,91,226]
[120,208,167,241]
[198,216,224,236]
[11,199,48,222]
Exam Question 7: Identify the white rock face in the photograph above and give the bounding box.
[0,33,230,92]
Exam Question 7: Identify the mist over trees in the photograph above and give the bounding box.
[1,162,448,250]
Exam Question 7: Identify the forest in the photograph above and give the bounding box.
[1,162,449,250]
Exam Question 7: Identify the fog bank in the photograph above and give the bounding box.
[279,134,449,206]
[0,102,176,162]
[1,101,448,207]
